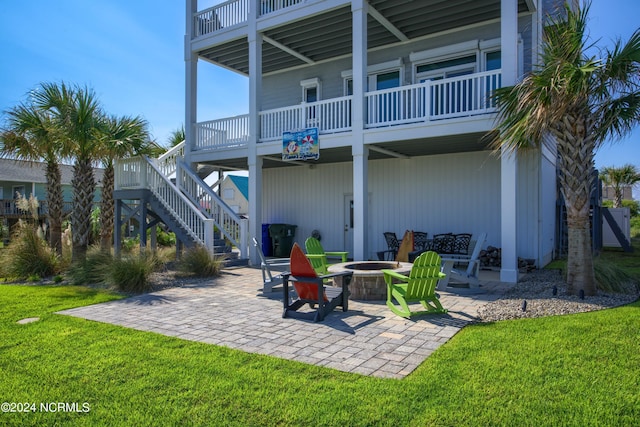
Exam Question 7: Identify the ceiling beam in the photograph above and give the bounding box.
[369,145,410,159]
[263,35,315,65]
[367,4,408,42]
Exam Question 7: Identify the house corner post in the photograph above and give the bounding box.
[185,0,198,166]
[500,0,519,283]
[248,14,263,266]
[351,0,368,261]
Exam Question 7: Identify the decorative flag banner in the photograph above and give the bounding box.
[282,127,319,161]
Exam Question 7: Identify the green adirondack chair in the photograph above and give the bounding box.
[304,237,348,276]
[382,251,447,318]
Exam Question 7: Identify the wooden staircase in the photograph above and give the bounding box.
[113,142,249,266]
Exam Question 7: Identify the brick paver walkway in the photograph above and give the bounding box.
[59,267,509,379]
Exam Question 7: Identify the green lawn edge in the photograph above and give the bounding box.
[0,284,638,426]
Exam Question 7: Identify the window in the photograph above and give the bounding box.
[344,78,353,96]
[415,55,477,116]
[12,185,25,198]
[341,59,403,96]
[300,78,321,103]
[485,51,501,71]
[300,78,321,126]
[415,54,477,83]
[484,51,501,107]
[370,70,400,90]
[304,86,317,103]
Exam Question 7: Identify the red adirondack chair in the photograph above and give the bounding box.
[282,243,353,322]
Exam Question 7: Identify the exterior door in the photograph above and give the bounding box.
[344,194,354,256]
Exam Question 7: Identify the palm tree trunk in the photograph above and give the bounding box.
[71,157,96,262]
[565,208,596,295]
[554,113,597,296]
[100,163,115,251]
[45,160,64,256]
[614,189,623,208]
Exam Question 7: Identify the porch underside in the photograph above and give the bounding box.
[191,131,492,170]
[196,0,533,76]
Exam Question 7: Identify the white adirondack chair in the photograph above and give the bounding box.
[252,237,290,293]
[438,232,487,290]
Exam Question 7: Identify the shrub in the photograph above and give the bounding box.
[594,257,637,293]
[121,237,139,253]
[631,216,640,238]
[178,246,225,277]
[67,246,113,286]
[602,199,639,216]
[2,223,58,279]
[149,226,176,247]
[68,246,163,293]
[107,253,160,293]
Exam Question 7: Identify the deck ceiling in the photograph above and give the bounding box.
[198,131,493,171]
[198,0,533,75]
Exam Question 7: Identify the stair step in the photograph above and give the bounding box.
[223,258,249,268]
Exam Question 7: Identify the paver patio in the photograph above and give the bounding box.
[59,267,511,379]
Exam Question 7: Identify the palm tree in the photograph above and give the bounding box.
[599,164,640,208]
[97,114,153,250]
[32,82,104,262]
[168,125,185,148]
[492,2,640,296]
[1,100,66,255]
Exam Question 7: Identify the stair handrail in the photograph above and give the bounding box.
[156,141,185,178]
[176,159,248,258]
[145,156,215,251]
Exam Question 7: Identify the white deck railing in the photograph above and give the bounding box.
[194,71,501,148]
[365,69,501,127]
[115,157,214,250]
[195,115,250,150]
[193,0,304,38]
[176,161,248,258]
[259,0,303,16]
[156,141,184,177]
[193,0,249,38]
[258,96,352,141]
[429,70,501,120]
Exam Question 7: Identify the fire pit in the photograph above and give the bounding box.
[327,261,412,300]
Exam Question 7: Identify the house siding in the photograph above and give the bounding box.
[183,0,563,272]
[261,19,534,111]
[262,150,501,260]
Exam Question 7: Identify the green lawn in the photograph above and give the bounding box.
[0,284,638,426]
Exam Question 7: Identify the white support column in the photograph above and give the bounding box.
[500,0,519,283]
[184,0,198,166]
[248,12,263,266]
[248,156,263,265]
[351,0,368,261]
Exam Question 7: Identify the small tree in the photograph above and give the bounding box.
[1,93,67,256]
[97,114,153,250]
[168,125,185,148]
[599,164,640,208]
[492,2,640,296]
[32,82,103,262]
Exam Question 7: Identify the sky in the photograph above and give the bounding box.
[0,0,638,169]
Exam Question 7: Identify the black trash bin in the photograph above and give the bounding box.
[269,223,297,257]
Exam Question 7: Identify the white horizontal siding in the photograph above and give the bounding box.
[262,150,502,260]
[262,162,352,252]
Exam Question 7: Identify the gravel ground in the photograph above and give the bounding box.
[477,269,640,322]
